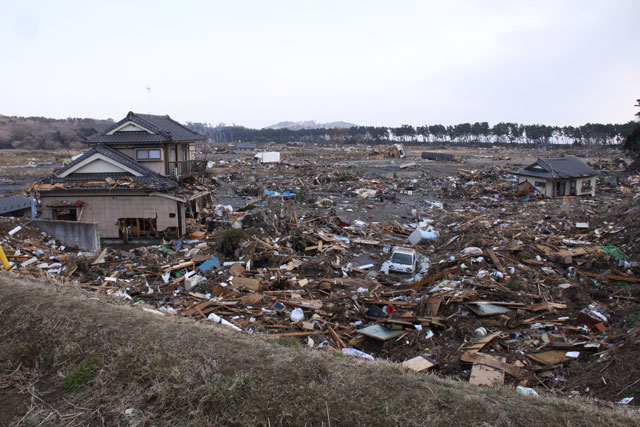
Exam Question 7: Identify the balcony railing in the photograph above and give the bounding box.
[167,160,207,178]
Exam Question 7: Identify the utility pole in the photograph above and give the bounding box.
[146,85,151,116]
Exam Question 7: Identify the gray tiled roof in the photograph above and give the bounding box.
[87,111,205,144]
[515,155,597,179]
[40,144,177,191]
[88,134,167,143]
[0,195,34,214]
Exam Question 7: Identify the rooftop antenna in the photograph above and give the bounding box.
[145,85,151,116]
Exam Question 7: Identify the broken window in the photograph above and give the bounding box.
[52,207,78,221]
[534,181,545,188]
[48,201,84,221]
[136,149,162,160]
[117,218,158,238]
[581,180,592,192]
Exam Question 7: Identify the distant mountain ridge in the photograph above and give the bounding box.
[264,120,357,130]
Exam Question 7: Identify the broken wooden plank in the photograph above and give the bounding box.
[461,352,531,380]
[357,324,404,341]
[328,326,345,350]
[92,248,108,265]
[469,356,506,386]
[402,355,439,372]
[466,303,512,317]
[270,331,328,337]
[232,277,261,291]
[397,267,459,290]
[463,331,502,353]
[486,249,504,272]
[578,270,640,283]
[555,246,601,258]
[182,300,215,317]
[163,261,195,273]
[283,299,323,310]
[527,350,571,365]
[351,239,381,246]
[527,301,567,312]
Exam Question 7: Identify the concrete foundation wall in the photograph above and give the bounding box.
[32,219,100,252]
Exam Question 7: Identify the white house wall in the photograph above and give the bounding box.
[518,176,596,197]
[72,158,130,174]
[576,177,596,197]
[106,121,154,134]
[40,194,181,238]
[518,177,551,197]
[117,148,165,175]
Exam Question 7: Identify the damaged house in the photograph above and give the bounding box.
[515,154,597,197]
[29,112,212,239]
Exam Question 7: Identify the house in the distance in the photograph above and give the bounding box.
[30,112,211,240]
[515,154,597,197]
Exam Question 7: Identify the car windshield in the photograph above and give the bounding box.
[391,253,413,265]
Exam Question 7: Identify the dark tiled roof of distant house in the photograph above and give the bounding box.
[515,154,597,179]
[236,143,257,149]
[0,195,33,214]
[40,144,177,192]
[87,111,205,144]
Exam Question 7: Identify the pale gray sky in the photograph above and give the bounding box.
[1,0,638,128]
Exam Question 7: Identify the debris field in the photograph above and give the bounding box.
[2,146,639,405]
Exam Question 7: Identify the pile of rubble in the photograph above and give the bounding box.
[2,161,640,405]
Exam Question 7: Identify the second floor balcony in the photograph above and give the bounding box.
[167,160,207,179]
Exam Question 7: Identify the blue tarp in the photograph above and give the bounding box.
[199,255,221,272]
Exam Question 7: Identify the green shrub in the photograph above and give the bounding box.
[64,354,102,393]
[220,228,248,256]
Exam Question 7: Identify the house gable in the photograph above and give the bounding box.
[107,121,155,135]
[58,153,143,177]
[525,162,548,172]
[87,111,205,145]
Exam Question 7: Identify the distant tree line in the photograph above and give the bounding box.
[623,99,640,169]
[0,114,634,151]
[187,121,636,146]
[0,115,113,150]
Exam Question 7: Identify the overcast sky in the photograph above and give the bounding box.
[1,1,638,128]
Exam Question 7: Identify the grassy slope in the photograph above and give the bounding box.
[0,273,636,426]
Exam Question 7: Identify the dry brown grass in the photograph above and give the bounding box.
[0,273,637,426]
[0,149,73,166]
[0,149,82,182]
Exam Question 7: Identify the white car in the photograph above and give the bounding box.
[387,247,417,273]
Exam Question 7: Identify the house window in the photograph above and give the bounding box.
[48,201,83,221]
[52,208,78,221]
[136,149,162,160]
[534,181,545,187]
[581,180,593,191]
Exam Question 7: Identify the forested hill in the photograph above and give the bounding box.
[0,115,113,150]
[187,121,636,146]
